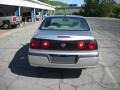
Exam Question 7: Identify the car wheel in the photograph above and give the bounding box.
[3,23,11,29]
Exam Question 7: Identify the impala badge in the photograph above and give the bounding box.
[61,43,66,48]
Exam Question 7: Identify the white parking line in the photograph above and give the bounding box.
[105,66,119,89]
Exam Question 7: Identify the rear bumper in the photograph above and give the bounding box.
[11,21,21,25]
[28,49,99,68]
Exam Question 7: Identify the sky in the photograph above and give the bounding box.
[116,0,120,3]
[51,0,84,6]
[51,0,120,6]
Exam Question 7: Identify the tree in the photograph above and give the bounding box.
[83,0,98,16]
[99,0,115,16]
[112,4,120,17]
[49,1,68,7]
[81,0,115,17]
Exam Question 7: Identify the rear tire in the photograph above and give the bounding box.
[3,22,11,29]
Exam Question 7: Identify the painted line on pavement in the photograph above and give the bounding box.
[105,66,119,89]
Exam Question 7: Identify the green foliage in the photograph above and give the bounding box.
[80,0,116,17]
[38,0,68,7]
[112,4,120,17]
[38,0,49,3]
[109,12,116,17]
[83,0,100,16]
[38,0,120,18]
[49,1,68,7]
[99,0,115,16]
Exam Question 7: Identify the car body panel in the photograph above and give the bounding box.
[28,54,98,68]
[33,30,94,41]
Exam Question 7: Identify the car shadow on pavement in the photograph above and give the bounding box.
[9,44,82,79]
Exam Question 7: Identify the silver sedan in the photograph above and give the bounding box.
[28,15,99,68]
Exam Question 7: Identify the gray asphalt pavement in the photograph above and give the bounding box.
[0,18,120,90]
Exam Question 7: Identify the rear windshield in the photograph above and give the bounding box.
[39,17,90,31]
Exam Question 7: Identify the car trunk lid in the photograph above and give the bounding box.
[34,30,94,40]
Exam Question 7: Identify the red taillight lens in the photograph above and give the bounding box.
[77,40,86,49]
[42,40,50,48]
[30,38,39,48]
[13,16,16,22]
[88,40,97,50]
[30,39,50,49]
[77,40,97,50]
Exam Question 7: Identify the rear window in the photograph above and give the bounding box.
[39,17,90,31]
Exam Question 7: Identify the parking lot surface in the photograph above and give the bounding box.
[0,18,120,90]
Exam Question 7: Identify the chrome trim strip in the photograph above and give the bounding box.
[28,51,99,57]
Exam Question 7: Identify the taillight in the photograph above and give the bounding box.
[30,38,39,48]
[42,40,50,48]
[88,40,97,50]
[77,40,97,50]
[77,40,86,49]
[30,38,50,49]
[13,16,16,22]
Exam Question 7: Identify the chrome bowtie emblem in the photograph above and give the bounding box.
[61,43,66,48]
